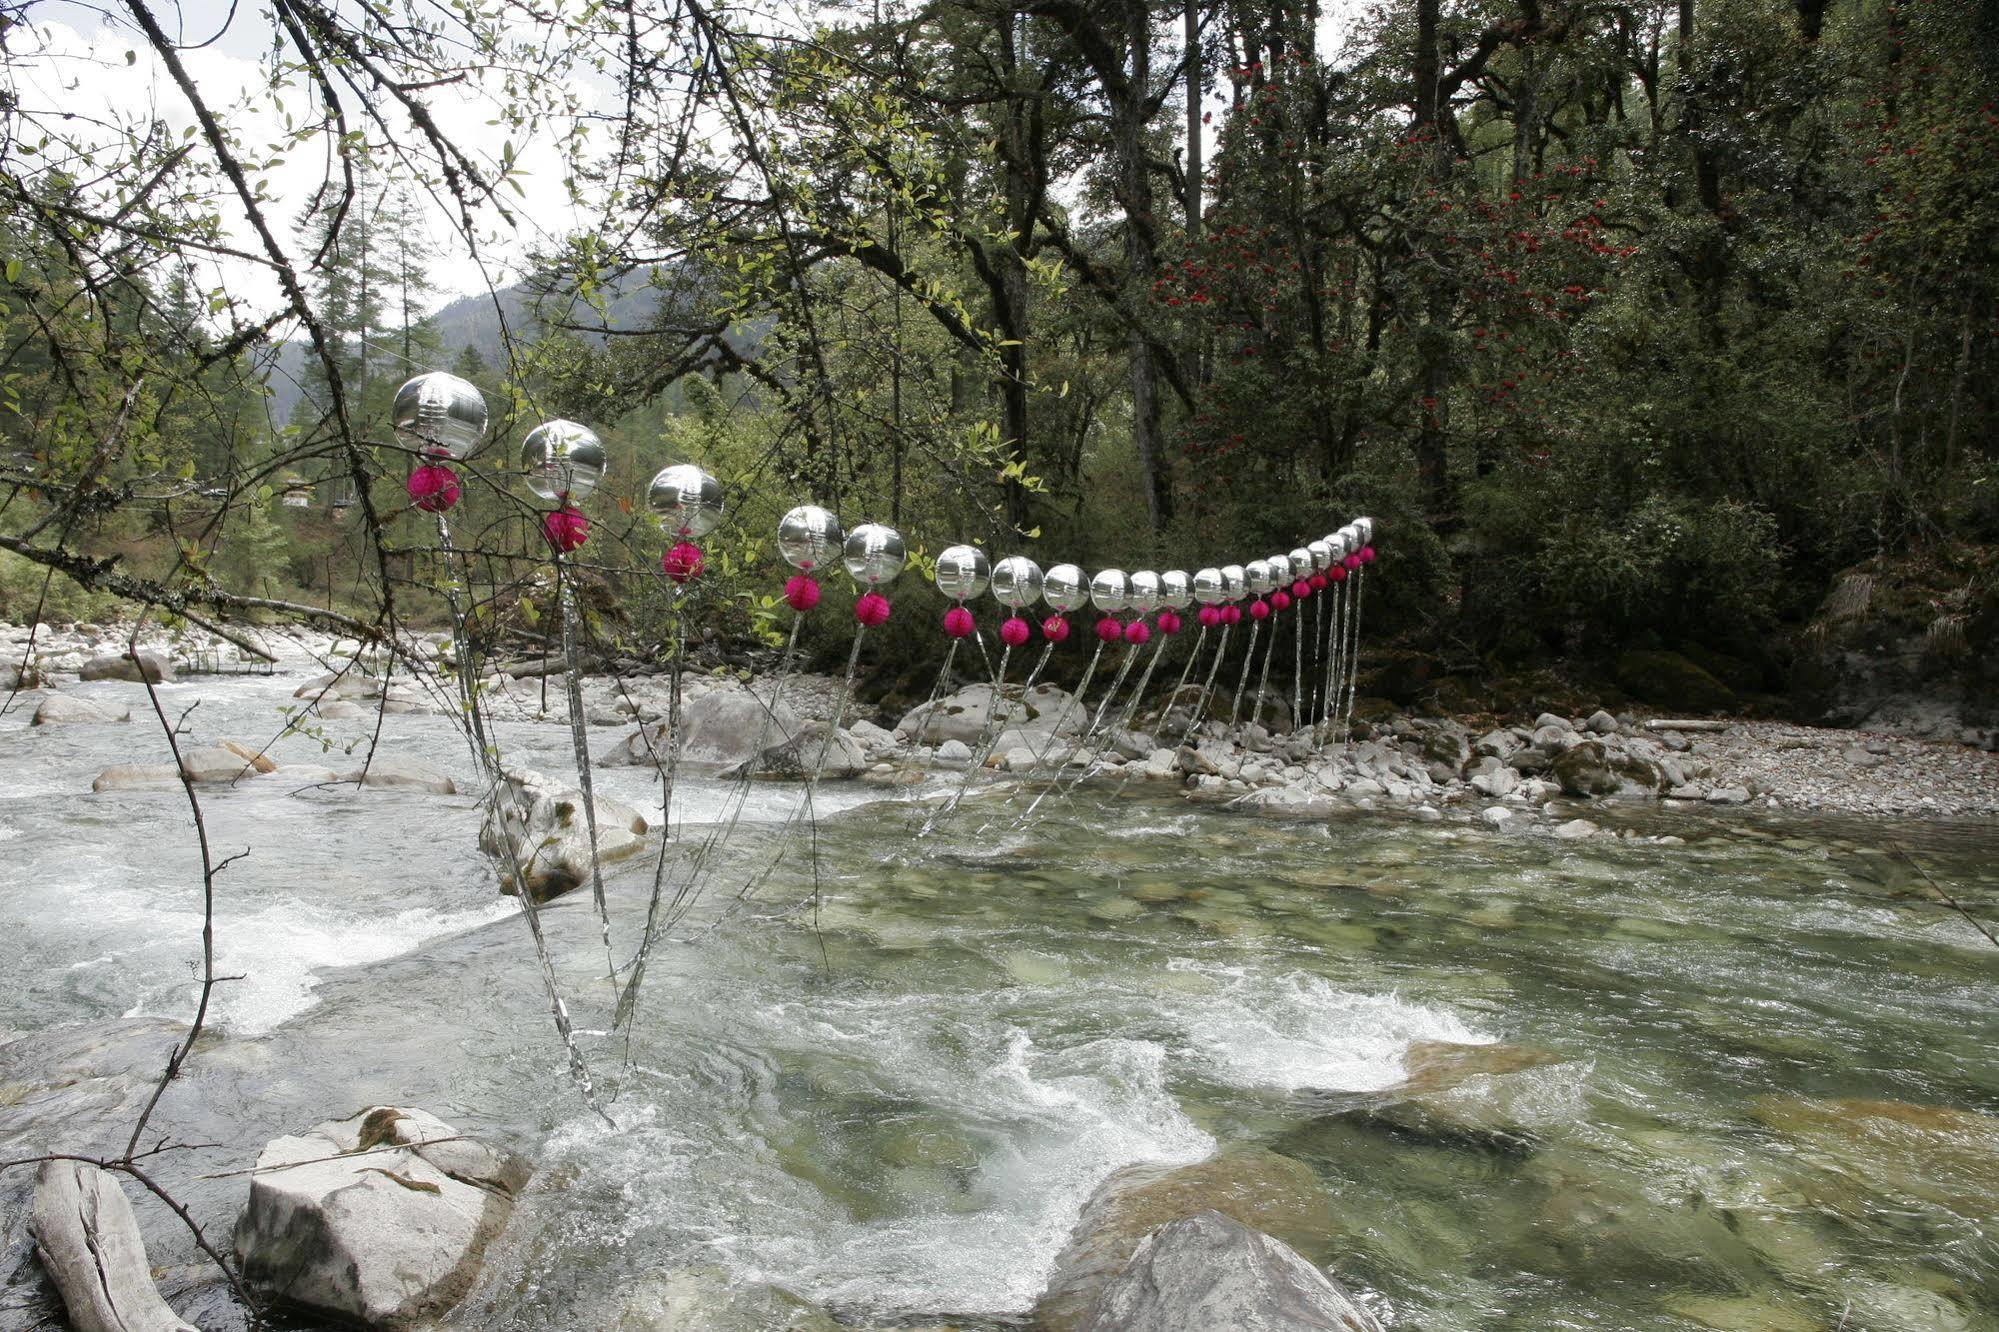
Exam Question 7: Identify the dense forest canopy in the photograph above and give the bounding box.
[1,0,1995,713]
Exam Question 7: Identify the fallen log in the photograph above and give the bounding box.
[30,1160,198,1332]
[1645,719,1732,732]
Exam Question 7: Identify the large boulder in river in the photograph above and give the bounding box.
[725,720,867,781]
[898,682,1082,747]
[91,764,181,792]
[1550,740,1664,798]
[234,1106,530,1329]
[78,649,172,684]
[31,693,131,725]
[480,767,649,902]
[177,745,261,785]
[1033,1147,1339,1332]
[356,755,455,794]
[601,690,801,768]
[1310,1040,1584,1151]
[1078,1211,1382,1332]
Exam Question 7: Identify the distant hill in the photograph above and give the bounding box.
[260,267,676,425]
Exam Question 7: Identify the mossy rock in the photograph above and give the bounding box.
[1615,649,1736,715]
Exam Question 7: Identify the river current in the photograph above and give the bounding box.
[0,650,1994,1331]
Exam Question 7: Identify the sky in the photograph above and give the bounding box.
[7,0,1372,324]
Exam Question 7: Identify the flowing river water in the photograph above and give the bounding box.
[0,653,1995,1330]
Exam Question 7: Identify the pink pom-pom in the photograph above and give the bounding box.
[1223,604,1242,625]
[944,606,976,638]
[1124,619,1151,645]
[542,505,589,552]
[1095,616,1123,644]
[1292,579,1311,600]
[662,541,704,583]
[1343,554,1362,571]
[1330,564,1349,583]
[1197,606,1222,628]
[854,592,892,626]
[1000,616,1031,647]
[1156,609,1183,635]
[1250,598,1271,621]
[1041,614,1071,643]
[1359,544,1377,565]
[1270,591,1292,612]
[784,575,821,612]
[406,463,460,512]
[1309,574,1328,592]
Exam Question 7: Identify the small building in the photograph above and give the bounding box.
[279,477,315,508]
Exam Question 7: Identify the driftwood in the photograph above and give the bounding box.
[1645,719,1732,732]
[29,1161,198,1332]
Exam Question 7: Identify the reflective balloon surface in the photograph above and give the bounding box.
[1159,570,1192,609]
[1356,516,1375,543]
[1307,539,1334,571]
[1269,554,1294,584]
[1042,563,1088,613]
[777,505,843,571]
[842,523,906,586]
[991,556,1043,609]
[1221,565,1248,600]
[645,463,724,538]
[1245,559,1275,596]
[1090,569,1130,613]
[391,372,488,460]
[934,545,991,602]
[1126,571,1162,614]
[520,421,607,502]
[1192,568,1226,606]
[1289,547,1313,575]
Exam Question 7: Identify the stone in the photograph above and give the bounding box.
[1175,746,1220,776]
[1532,712,1572,733]
[1033,1147,1342,1332]
[1077,1211,1382,1332]
[1551,740,1663,799]
[1616,649,1735,715]
[935,738,973,763]
[78,649,173,684]
[1552,818,1599,840]
[315,700,367,720]
[1479,805,1513,827]
[848,718,898,758]
[651,689,804,767]
[1705,785,1750,805]
[90,764,182,792]
[31,693,131,725]
[357,755,456,794]
[1469,766,1519,799]
[1472,728,1520,759]
[219,740,278,774]
[1322,1040,1581,1150]
[234,1106,530,1329]
[177,745,261,784]
[1238,786,1337,820]
[480,767,649,902]
[727,720,868,781]
[1585,709,1617,734]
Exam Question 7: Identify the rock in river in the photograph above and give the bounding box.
[78,649,173,684]
[480,767,649,902]
[234,1105,531,1329]
[30,693,131,725]
[1078,1210,1382,1332]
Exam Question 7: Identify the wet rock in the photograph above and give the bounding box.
[1705,785,1750,805]
[935,738,973,763]
[1320,1040,1582,1151]
[315,699,368,720]
[1033,1147,1340,1332]
[1552,818,1599,841]
[78,650,172,684]
[480,767,649,902]
[1551,740,1663,798]
[1237,786,1337,820]
[848,718,898,759]
[177,745,260,785]
[1469,766,1518,799]
[1175,746,1220,777]
[1585,709,1618,734]
[1750,1097,1999,1216]
[30,693,130,725]
[90,763,181,792]
[235,1106,530,1329]
[727,720,867,781]
[1078,1210,1382,1332]
[357,755,456,794]
[1472,728,1521,759]
[220,740,278,773]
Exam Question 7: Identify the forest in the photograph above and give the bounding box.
[2,0,1995,723]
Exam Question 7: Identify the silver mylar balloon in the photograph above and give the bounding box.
[1338,524,1361,553]
[777,505,843,571]
[1160,570,1193,609]
[646,463,724,539]
[934,544,991,602]
[1127,571,1162,615]
[520,420,607,502]
[1307,539,1334,571]
[1356,516,1376,544]
[1245,559,1275,597]
[1289,548,1313,578]
[1192,568,1226,606]
[842,523,906,586]
[1090,569,1130,613]
[1329,530,1353,559]
[1042,563,1088,613]
[1221,564,1248,600]
[391,371,488,460]
[1269,554,1294,584]
[991,556,1043,609]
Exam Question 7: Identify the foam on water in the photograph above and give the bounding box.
[1167,962,1492,1093]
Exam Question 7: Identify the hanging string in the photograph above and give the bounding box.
[1098,621,1210,805]
[1226,615,1264,729]
[1044,626,1173,815]
[920,635,1015,835]
[553,547,617,991]
[1343,559,1370,744]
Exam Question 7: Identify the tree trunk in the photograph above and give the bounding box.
[30,1162,198,1332]
[1119,1,1170,528]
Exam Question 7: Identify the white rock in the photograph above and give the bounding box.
[1479,805,1513,827]
[90,764,182,792]
[1553,818,1599,840]
[1470,766,1519,798]
[480,767,647,901]
[936,739,973,763]
[31,693,131,726]
[357,755,456,794]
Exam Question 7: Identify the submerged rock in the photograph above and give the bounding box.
[1078,1210,1382,1332]
[1749,1096,1999,1216]
[90,763,181,792]
[480,767,649,902]
[1032,1146,1339,1332]
[1313,1040,1584,1151]
[176,745,261,785]
[30,693,130,726]
[235,1106,530,1329]
[726,719,868,781]
[588,1264,838,1331]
